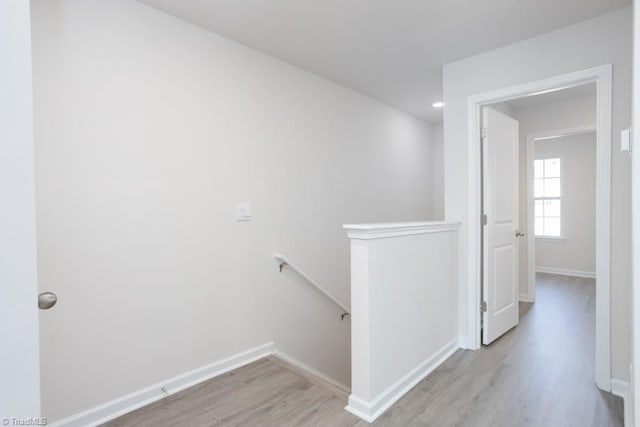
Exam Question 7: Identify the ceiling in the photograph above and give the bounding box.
[138,0,629,123]
[503,82,596,110]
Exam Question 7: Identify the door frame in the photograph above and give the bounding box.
[524,125,597,302]
[464,64,612,390]
[0,0,41,417]
[633,0,640,422]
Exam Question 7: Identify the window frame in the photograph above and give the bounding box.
[533,156,565,240]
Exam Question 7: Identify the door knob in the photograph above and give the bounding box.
[38,292,57,310]
[516,231,525,237]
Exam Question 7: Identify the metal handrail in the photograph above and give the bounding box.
[274,253,350,320]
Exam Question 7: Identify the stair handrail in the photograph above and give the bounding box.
[273,252,350,320]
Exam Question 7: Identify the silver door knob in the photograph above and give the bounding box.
[38,292,57,310]
[516,231,525,237]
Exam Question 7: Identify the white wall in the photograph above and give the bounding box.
[512,94,597,291]
[534,133,596,275]
[444,7,631,381]
[431,123,444,219]
[0,0,41,418]
[31,0,437,422]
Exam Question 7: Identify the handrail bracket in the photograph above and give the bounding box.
[279,261,287,273]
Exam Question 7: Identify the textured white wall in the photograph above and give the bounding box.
[444,8,631,381]
[534,133,596,275]
[31,0,436,421]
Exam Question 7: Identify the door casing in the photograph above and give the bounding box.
[463,64,612,391]
[0,0,41,417]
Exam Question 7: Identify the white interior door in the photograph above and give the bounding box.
[0,0,42,417]
[482,106,520,345]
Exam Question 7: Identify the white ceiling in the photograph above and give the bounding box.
[138,0,629,123]
[502,83,596,110]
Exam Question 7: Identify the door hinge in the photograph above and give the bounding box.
[481,127,487,140]
[481,214,487,226]
[481,301,487,312]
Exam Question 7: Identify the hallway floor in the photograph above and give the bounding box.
[104,273,623,426]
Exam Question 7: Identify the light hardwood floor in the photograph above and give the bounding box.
[104,273,623,426]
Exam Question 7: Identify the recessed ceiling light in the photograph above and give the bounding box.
[432,102,444,108]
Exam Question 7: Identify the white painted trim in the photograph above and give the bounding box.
[343,221,461,240]
[50,343,275,427]
[525,125,596,302]
[535,267,596,279]
[611,379,631,427]
[465,64,612,391]
[519,293,534,303]
[0,0,42,416]
[632,2,640,424]
[612,378,629,397]
[526,125,597,141]
[534,236,567,241]
[344,338,459,423]
[49,343,353,427]
[272,348,351,396]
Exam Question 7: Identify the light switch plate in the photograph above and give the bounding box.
[621,128,632,154]
[236,202,252,221]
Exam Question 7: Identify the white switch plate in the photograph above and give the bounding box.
[621,127,632,154]
[236,202,252,221]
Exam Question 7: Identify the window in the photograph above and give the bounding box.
[534,158,561,237]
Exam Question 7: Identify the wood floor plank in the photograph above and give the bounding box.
[103,273,623,426]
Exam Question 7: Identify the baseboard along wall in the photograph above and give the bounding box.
[50,342,350,427]
[344,338,459,423]
[536,267,596,279]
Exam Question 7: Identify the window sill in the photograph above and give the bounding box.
[535,236,566,241]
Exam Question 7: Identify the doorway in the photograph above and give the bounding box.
[467,65,612,390]
[480,84,597,344]
[525,125,597,301]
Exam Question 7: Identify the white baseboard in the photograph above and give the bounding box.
[536,267,596,279]
[519,292,534,302]
[50,342,352,427]
[344,337,459,423]
[457,336,473,350]
[611,379,628,397]
[50,342,275,427]
[610,379,631,427]
[272,348,351,397]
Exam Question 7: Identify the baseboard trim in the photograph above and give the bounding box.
[519,292,534,302]
[345,337,459,423]
[272,348,351,397]
[457,336,474,350]
[50,342,275,427]
[536,267,596,279]
[50,342,352,427]
[611,379,631,427]
[611,379,628,397]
